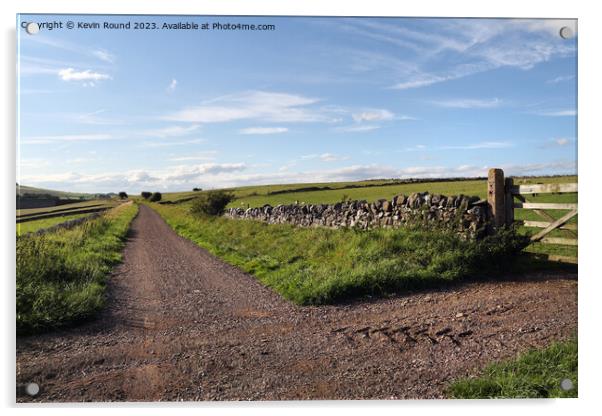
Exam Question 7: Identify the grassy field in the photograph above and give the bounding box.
[160,175,577,260]
[17,212,92,236]
[162,176,575,207]
[17,199,118,219]
[151,202,527,305]
[449,337,577,398]
[16,202,138,334]
[228,179,489,207]
[160,178,411,203]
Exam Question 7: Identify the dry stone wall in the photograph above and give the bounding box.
[20,212,101,237]
[225,192,489,239]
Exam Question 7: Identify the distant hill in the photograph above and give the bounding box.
[16,184,114,200]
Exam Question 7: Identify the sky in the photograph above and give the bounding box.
[17,15,577,194]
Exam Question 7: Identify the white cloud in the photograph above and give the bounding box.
[21,133,113,144]
[141,125,200,138]
[430,97,501,109]
[168,151,218,162]
[401,141,513,152]
[163,163,248,182]
[164,91,336,124]
[24,36,117,64]
[352,109,395,122]
[21,125,201,146]
[301,153,349,162]
[278,160,298,172]
[336,124,381,133]
[393,74,449,90]
[539,137,574,148]
[20,88,54,95]
[19,56,86,77]
[521,19,577,37]
[501,160,576,176]
[439,141,513,150]
[92,49,115,63]
[239,127,289,135]
[66,157,96,165]
[547,75,575,84]
[533,109,577,117]
[70,109,122,125]
[126,171,153,183]
[142,138,206,148]
[402,144,428,152]
[18,158,50,169]
[335,108,408,132]
[338,19,577,90]
[20,159,576,194]
[319,153,345,162]
[58,68,111,82]
[556,138,570,146]
[19,163,248,192]
[167,79,178,93]
[475,42,571,70]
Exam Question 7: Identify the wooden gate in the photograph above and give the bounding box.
[487,168,577,264]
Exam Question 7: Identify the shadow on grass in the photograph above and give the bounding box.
[329,252,577,308]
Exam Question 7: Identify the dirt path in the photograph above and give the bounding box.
[16,204,578,402]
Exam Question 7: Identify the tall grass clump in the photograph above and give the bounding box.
[16,202,138,334]
[190,190,235,216]
[153,204,528,305]
[448,337,577,398]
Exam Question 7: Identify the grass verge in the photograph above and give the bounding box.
[16,202,138,334]
[448,337,577,398]
[151,203,527,305]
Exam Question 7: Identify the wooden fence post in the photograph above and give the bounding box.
[505,177,514,226]
[487,168,506,230]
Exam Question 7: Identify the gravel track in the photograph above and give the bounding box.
[16,204,578,402]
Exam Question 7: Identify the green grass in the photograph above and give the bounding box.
[16,202,138,334]
[448,337,577,398]
[17,212,91,236]
[150,202,527,305]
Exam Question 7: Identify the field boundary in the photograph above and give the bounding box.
[16,206,113,223]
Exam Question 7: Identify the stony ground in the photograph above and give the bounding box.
[16,204,578,402]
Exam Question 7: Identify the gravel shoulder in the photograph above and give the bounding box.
[16,204,578,402]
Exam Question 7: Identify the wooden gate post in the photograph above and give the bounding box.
[487,168,506,230]
[505,177,514,226]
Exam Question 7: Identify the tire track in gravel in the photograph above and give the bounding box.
[16,204,578,402]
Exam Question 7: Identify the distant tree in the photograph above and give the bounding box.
[141,191,152,200]
[118,191,128,199]
[193,187,202,192]
[149,192,162,202]
[190,190,234,216]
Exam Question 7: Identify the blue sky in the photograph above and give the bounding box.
[17,15,577,193]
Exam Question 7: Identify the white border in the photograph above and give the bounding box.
[3,1,601,415]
